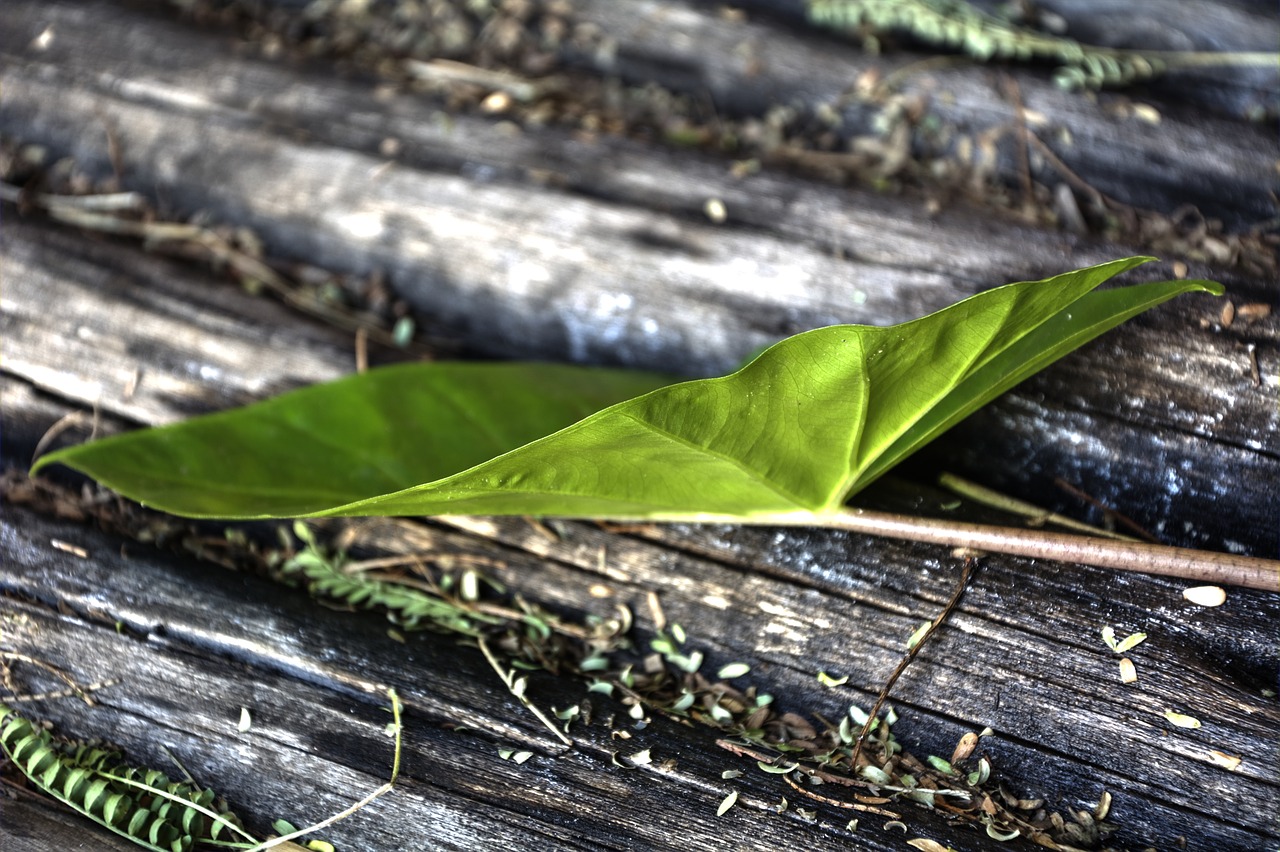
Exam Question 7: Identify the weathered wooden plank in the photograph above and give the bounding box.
[2,504,1016,852]
[2,0,1278,849]
[2,0,1275,371]
[2,229,1277,845]
[7,0,1279,562]
[2,797,143,852]
[572,0,1278,222]
[145,0,1278,226]
[4,451,1278,849]
[1,219,355,428]
[7,195,1276,557]
[7,414,1280,848]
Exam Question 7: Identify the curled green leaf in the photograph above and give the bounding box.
[32,259,1221,522]
[818,672,850,688]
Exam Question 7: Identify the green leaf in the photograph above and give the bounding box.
[32,259,1220,521]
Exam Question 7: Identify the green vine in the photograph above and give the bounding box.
[280,522,506,636]
[0,703,249,852]
[807,0,1279,89]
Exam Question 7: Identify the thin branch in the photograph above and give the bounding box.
[651,508,1277,591]
[816,509,1278,592]
[477,637,573,747]
[850,557,975,770]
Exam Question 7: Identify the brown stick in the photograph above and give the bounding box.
[818,509,1279,593]
[850,557,975,770]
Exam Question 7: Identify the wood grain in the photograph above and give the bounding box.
[2,0,1277,849]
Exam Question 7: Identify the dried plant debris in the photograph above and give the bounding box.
[1181,586,1226,607]
[808,0,1278,91]
[142,1,1279,274]
[1100,626,1147,654]
[5,470,1121,848]
[0,137,449,356]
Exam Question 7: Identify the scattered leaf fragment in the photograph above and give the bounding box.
[628,748,653,766]
[846,818,859,832]
[1163,711,1201,729]
[907,839,952,852]
[1236,302,1272,323]
[721,769,743,780]
[1182,586,1226,607]
[1208,750,1242,771]
[984,821,1020,841]
[1093,790,1112,821]
[708,702,733,724]
[273,819,297,836]
[818,671,849,687]
[1130,103,1161,125]
[460,569,479,602]
[906,620,932,649]
[392,315,415,347]
[1220,301,1236,327]
[717,789,739,816]
[1113,631,1147,653]
[497,748,533,764]
[1101,626,1147,653]
[237,707,252,733]
[967,757,991,786]
[926,755,954,774]
[1118,657,1137,684]
[757,760,797,774]
[951,732,978,764]
[717,662,752,679]
[581,655,610,673]
[860,765,892,785]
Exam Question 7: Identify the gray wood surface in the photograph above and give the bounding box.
[2,0,1277,849]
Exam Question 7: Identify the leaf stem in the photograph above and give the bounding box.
[735,509,1279,592]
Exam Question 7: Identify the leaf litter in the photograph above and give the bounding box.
[3,470,1125,848]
